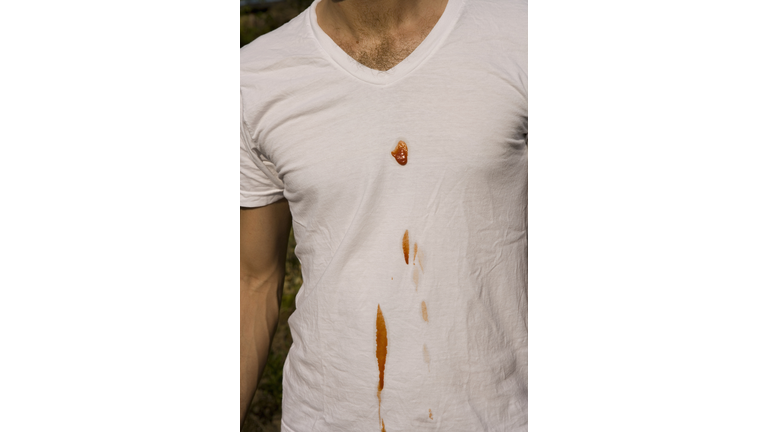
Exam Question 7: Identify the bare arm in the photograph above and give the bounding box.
[240,199,292,426]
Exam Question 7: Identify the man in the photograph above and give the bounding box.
[241,0,527,430]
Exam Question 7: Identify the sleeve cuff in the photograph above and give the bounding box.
[240,190,285,208]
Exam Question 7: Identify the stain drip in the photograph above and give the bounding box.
[391,140,408,165]
[402,230,410,264]
[416,246,424,272]
[376,304,388,432]
[411,242,425,291]
[429,409,434,420]
[421,301,429,322]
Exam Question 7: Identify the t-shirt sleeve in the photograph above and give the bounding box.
[240,104,285,207]
[240,136,285,207]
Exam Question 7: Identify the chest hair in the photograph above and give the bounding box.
[334,9,441,72]
[339,35,424,71]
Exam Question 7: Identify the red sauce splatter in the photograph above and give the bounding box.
[402,230,409,264]
[391,140,408,165]
[421,301,428,322]
[376,305,388,431]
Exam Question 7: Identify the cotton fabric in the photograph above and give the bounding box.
[241,0,527,430]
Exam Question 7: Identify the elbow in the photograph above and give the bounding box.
[240,270,284,316]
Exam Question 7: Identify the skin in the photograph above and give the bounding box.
[240,199,292,427]
[316,0,450,71]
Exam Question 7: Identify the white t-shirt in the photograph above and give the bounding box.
[241,0,527,430]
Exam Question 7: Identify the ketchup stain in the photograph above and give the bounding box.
[391,140,408,165]
[402,230,409,264]
[421,301,428,322]
[429,409,434,420]
[376,305,388,432]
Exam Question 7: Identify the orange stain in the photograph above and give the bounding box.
[402,230,409,264]
[413,243,418,265]
[391,140,408,165]
[429,409,433,420]
[417,248,424,272]
[412,266,420,291]
[376,305,387,390]
[376,305,388,431]
[421,301,428,322]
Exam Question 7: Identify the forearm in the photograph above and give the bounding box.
[240,274,283,425]
[239,200,292,426]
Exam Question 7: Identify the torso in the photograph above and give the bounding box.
[240,0,529,429]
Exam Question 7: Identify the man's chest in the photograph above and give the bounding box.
[249,59,527,207]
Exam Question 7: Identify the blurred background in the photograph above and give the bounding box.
[240,0,313,47]
[241,1,312,430]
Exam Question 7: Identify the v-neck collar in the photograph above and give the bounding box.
[308,0,465,86]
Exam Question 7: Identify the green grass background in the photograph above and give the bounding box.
[241,2,312,430]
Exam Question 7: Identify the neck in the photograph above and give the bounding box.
[318,0,448,40]
[316,0,449,71]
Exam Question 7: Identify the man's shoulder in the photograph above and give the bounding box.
[462,0,526,27]
[240,9,317,74]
